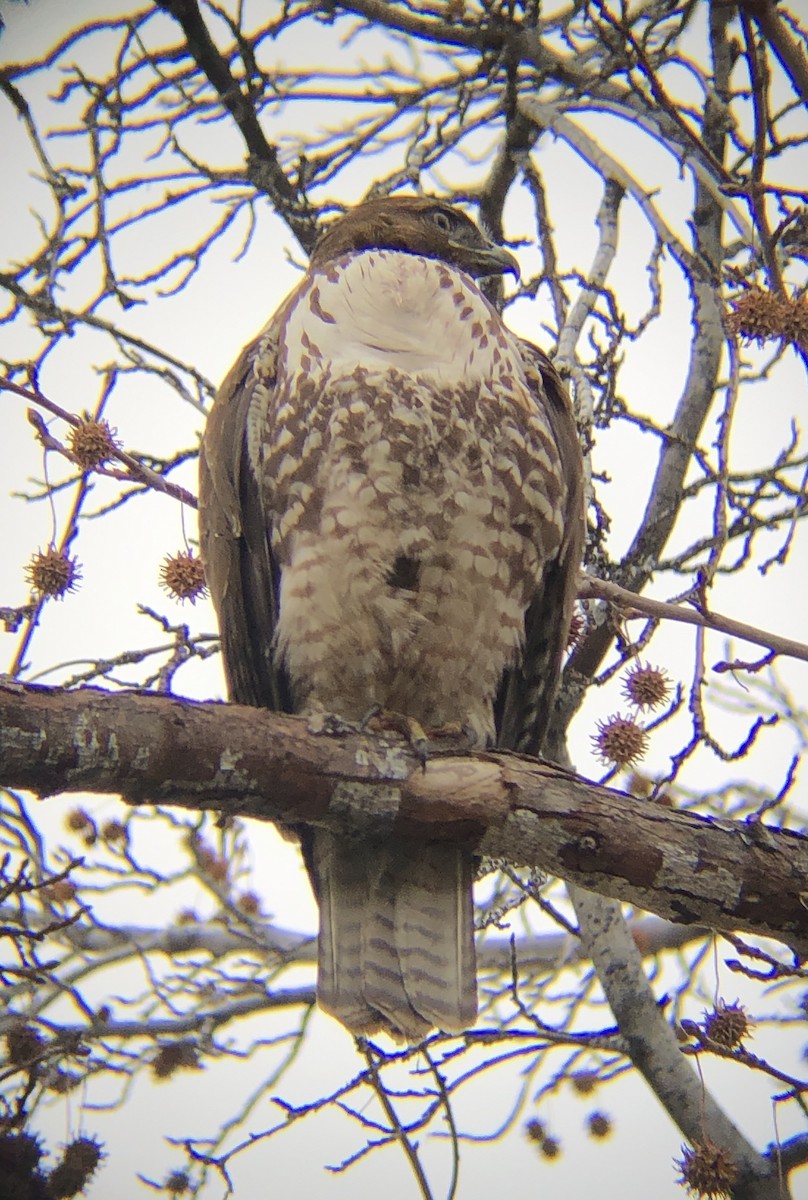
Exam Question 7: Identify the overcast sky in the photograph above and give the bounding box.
[1,2,806,1197]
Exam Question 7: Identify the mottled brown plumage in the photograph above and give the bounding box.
[199,195,585,1040]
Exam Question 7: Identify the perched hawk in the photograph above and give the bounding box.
[199,195,584,1040]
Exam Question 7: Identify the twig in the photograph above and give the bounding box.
[1,377,197,509]
[363,1046,435,1200]
[577,573,808,667]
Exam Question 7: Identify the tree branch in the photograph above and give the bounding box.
[0,905,704,972]
[0,376,198,509]
[746,0,808,108]
[578,573,808,667]
[1,682,805,955]
[569,885,788,1200]
[152,0,318,250]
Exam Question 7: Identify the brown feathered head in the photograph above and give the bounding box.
[310,195,519,280]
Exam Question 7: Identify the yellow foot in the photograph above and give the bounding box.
[427,720,478,748]
[362,708,430,767]
[306,710,364,738]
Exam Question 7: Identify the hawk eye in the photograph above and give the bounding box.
[432,209,454,234]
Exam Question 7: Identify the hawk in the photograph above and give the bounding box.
[199,195,585,1040]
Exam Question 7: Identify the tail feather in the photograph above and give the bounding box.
[362,850,432,1041]
[311,829,476,1040]
[314,829,382,1036]
[394,843,476,1032]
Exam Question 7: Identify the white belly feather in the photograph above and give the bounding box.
[252,250,565,740]
[280,248,525,384]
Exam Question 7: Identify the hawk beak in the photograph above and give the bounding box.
[456,241,521,281]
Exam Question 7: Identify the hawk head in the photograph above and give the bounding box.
[310,195,519,281]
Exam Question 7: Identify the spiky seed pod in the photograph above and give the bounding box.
[159,551,207,604]
[67,418,118,471]
[48,1070,83,1094]
[784,296,808,350]
[151,1041,200,1081]
[727,288,790,344]
[42,879,77,905]
[65,808,92,834]
[622,663,671,710]
[46,1136,104,1198]
[165,1171,191,1195]
[592,714,649,768]
[64,809,96,848]
[524,1118,545,1142]
[587,1111,612,1139]
[197,847,228,883]
[675,1138,738,1199]
[570,1070,598,1095]
[567,607,585,648]
[727,289,808,352]
[703,1001,752,1048]
[100,819,127,845]
[0,1129,45,1178]
[236,891,261,917]
[627,772,653,798]
[25,547,81,600]
[5,1023,45,1066]
[207,856,228,883]
[539,1136,561,1160]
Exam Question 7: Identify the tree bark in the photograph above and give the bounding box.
[1,681,806,955]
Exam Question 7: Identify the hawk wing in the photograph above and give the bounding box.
[494,341,585,759]
[199,322,292,715]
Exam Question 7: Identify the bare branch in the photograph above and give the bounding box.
[0,682,805,954]
[0,377,198,510]
[577,573,808,668]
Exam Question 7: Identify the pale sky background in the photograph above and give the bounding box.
[1,1,806,1197]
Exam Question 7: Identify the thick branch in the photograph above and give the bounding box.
[570,885,786,1200]
[747,0,808,108]
[1,683,805,955]
[153,0,318,249]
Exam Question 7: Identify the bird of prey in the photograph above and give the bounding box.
[199,195,585,1041]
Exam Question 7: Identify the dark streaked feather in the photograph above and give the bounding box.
[199,331,292,714]
[494,341,585,758]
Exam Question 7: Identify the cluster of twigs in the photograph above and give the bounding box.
[1,2,807,1197]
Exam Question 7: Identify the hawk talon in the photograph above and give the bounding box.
[307,711,363,738]
[358,702,383,731]
[364,709,430,768]
[426,720,478,753]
